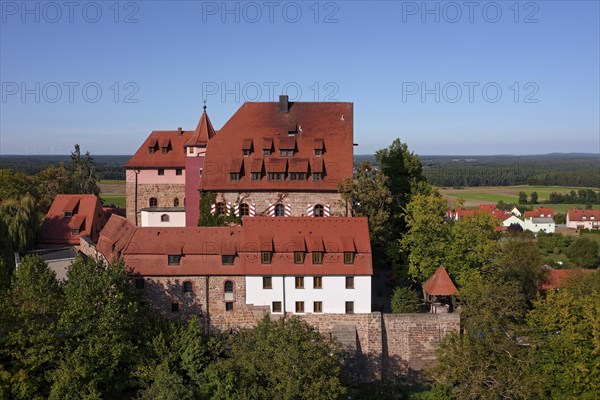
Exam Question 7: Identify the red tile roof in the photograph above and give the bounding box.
[41,194,106,245]
[97,216,372,277]
[540,269,596,290]
[200,101,353,191]
[185,110,216,147]
[524,208,555,218]
[567,209,600,222]
[423,266,458,296]
[126,130,194,168]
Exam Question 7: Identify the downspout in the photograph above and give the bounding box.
[282,275,286,319]
[205,276,210,333]
[134,168,140,226]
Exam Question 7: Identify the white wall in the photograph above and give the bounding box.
[245,275,371,314]
[524,219,555,233]
[141,211,186,227]
[502,215,524,228]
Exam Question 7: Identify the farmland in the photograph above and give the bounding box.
[99,180,125,208]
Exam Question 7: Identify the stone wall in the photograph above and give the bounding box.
[215,191,349,217]
[139,274,459,383]
[126,182,186,226]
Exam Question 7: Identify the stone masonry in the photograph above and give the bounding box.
[126,182,186,226]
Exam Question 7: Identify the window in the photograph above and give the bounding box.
[294,251,305,264]
[199,168,203,176]
[224,281,234,301]
[313,276,322,289]
[275,204,285,216]
[222,255,235,265]
[312,251,323,264]
[289,173,306,181]
[183,281,193,294]
[263,277,272,289]
[279,149,294,157]
[149,197,158,207]
[176,168,183,176]
[134,277,145,290]
[71,228,80,235]
[272,301,282,313]
[161,214,170,222]
[230,173,240,181]
[188,147,193,154]
[345,301,354,314]
[314,301,323,313]
[312,172,322,181]
[173,198,180,207]
[344,252,355,264]
[295,301,304,313]
[64,211,72,218]
[225,302,234,311]
[263,149,271,156]
[168,255,181,265]
[314,149,323,156]
[251,172,261,181]
[149,147,155,154]
[158,169,165,176]
[162,148,168,155]
[268,172,284,181]
[346,276,354,289]
[295,276,304,289]
[239,203,250,216]
[242,149,251,156]
[171,302,180,312]
[261,251,272,264]
[216,202,225,216]
[313,204,324,217]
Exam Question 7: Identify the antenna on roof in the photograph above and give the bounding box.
[203,99,207,112]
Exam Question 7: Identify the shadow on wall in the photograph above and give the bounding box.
[142,277,204,317]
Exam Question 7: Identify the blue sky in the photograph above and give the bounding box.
[1,0,599,155]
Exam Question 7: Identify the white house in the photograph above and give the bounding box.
[510,206,521,217]
[524,217,555,233]
[566,209,600,230]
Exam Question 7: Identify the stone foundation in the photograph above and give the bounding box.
[126,182,186,226]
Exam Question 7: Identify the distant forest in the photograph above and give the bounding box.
[357,153,600,188]
[1,153,599,187]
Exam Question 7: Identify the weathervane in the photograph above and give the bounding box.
[203,99,207,112]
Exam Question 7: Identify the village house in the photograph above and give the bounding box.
[125,96,353,227]
[447,204,524,229]
[566,209,600,230]
[523,207,556,233]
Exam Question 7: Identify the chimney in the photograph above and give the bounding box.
[178,127,182,137]
[279,95,289,113]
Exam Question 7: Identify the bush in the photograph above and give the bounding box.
[391,286,421,313]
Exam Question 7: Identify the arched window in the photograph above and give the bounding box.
[161,214,170,222]
[149,197,158,207]
[183,281,193,294]
[239,203,250,216]
[313,204,324,217]
[174,198,180,207]
[275,204,285,217]
[216,202,226,216]
[224,281,234,301]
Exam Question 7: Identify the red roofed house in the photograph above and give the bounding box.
[540,268,596,290]
[40,194,106,246]
[523,207,555,233]
[125,96,353,227]
[566,209,600,230]
[524,207,555,219]
[97,216,372,323]
[447,204,523,229]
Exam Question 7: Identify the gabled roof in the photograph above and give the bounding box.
[423,266,458,296]
[540,268,596,290]
[185,110,216,147]
[200,101,354,191]
[126,130,192,168]
[96,217,372,276]
[524,208,555,218]
[567,209,600,222]
[41,194,106,245]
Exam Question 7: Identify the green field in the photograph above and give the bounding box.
[99,179,125,185]
[101,194,126,208]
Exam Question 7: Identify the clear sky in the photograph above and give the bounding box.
[1,0,599,155]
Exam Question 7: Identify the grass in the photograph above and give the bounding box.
[101,194,126,208]
[581,232,600,244]
[446,193,518,203]
[99,179,125,185]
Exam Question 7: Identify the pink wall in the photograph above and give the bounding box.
[126,169,186,185]
[185,157,204,227]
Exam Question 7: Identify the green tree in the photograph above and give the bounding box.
[49,257,146,399]
[390,286,421,313]
[0,170,36,201]
[565,237,600,268]
[400,192,450,282]
[201,316,347,400]
[518,191,528,204]
[0,195,42,253]
[530,191,538,204]
[66,144,100,195]
[33,165,69,212]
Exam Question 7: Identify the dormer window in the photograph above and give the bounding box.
[312,172,323,181]
[242,138,253,156]
[162,147,168,154]
[64,211,72,218]
[280,149,294,157]
[148,139,158,154]
[149,147,155,154]
[289,173,306,181]
[251,172,261,181]
[262,138,273,156]
[71,228,79,235]
[263,149,271,156]
[314,149,323,156]
[168,255,181,265]
[230,173,240,181]
[314,139,324,156]
[243,149,251,156]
